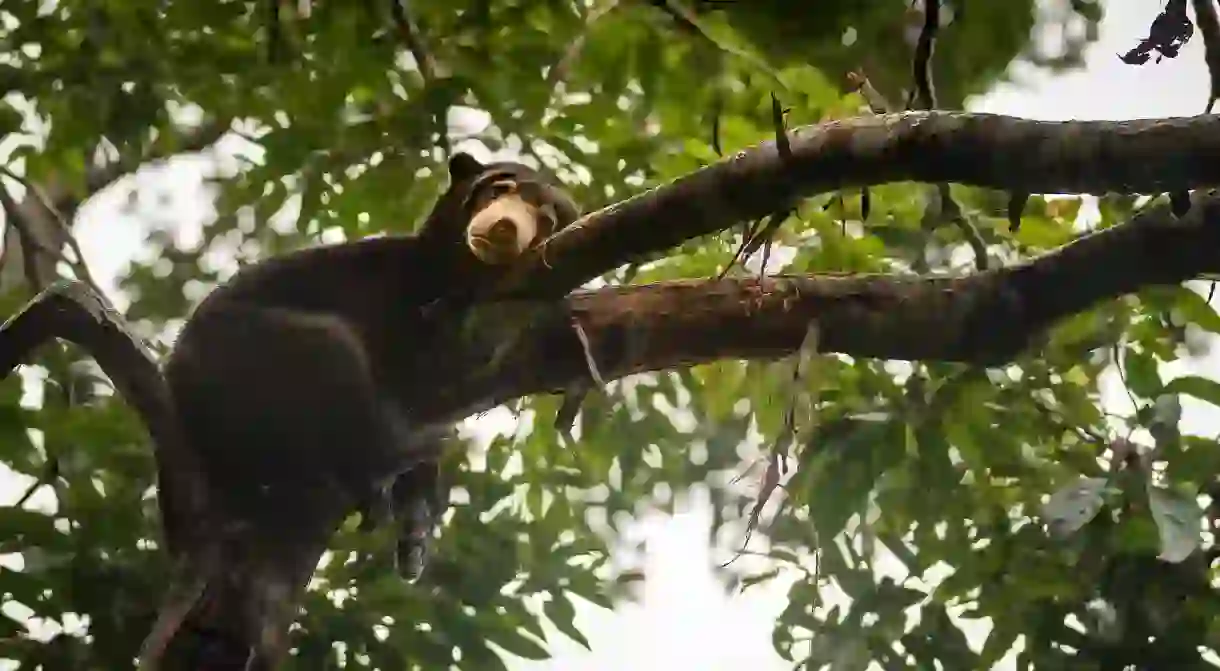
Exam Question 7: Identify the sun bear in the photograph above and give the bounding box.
[156,152,580,665]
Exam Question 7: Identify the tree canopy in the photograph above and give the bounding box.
[11,1,1220,670]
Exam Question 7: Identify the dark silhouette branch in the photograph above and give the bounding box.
[0,281,207,559]
[0,282,220,668]
[0,118,231,298]
[1192,0,1220,111]
[905,0,941,111]
[389,0,439,82]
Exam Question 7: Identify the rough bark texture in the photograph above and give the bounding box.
[406,189,1220,425]
[498,112,1220,298]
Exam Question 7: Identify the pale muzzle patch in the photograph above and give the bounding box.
[466,194,552,264]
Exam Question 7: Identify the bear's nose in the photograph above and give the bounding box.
[487,218,517,243]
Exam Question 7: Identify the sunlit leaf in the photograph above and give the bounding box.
[1147,484,1202,563]
[1042,476,1108,538]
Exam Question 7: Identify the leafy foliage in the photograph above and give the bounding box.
[6,1,1220,670]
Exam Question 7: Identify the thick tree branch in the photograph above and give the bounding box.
[0,281,219,668]
[0,281,207,558]
[409,190,1220,426]
[497,111,1220,299]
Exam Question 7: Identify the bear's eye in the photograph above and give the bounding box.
[488,181,515,198]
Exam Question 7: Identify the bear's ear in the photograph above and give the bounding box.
[448,152,485,182]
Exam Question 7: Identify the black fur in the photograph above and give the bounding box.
[162,153,579,584]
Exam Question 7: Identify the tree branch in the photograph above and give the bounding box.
[0,280,224,667]
[497,111,1220,300]
[407,190,1220,426]
[0,167,106,295]
[0,280,206,558]
[1192,0,1220,111]
[389,0,439,82]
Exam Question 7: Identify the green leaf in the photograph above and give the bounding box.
[1042,477,1108,538]
[484,626,551,661]
[1163,375,1220,408]
[1122,347,1162,398]
[542,595,590,650]
[1146,484,1202,563]
[1171,286,1220,334]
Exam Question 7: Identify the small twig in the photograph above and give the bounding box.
[0,184,50,288]
[1192,0,1220,111]
[710,93,725,157]
[848,66,988,269]
[717,217,763,280]
[899,0,987,270]
[845,71,884,223]
[266,0,285,63]
[905,0,940,111]
[719,94,796,278]
[846,70,892,114]
[385,1,453,156]
[570,316,604,386]
[1113,343,1142,415]
[389,0,439,82]
[1176,2,1220,230]
[723,321,820,567]
[554,386,589,441]
[13,457,58,509]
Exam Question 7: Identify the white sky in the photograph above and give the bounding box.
[4,1,1220,669]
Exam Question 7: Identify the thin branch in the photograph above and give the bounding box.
[0,184,54,289]
[847,69,892,114]
[720,94,796,277]
[905,0,940,111]
[898,0,986,270]
[12,456,58,509]
[848,70,987,270]
[1192,0,1220,111]
[389,0,439,82]
[0,167,106,297]
[266,0,286,64]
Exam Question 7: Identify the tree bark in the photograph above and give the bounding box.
[497,111,1220,298]
[406,189,1220,426]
